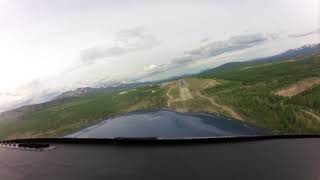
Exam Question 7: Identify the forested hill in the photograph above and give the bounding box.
[199,44,320,77]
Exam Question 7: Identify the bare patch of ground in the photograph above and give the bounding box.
[275,77,320,97]
[283,59,296,63]
[241,60,296,71]
[241,63,273,70]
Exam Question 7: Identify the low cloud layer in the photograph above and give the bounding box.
[289,28,320,38]
[139,33,277,79]
[80,26,160,64]
[186,33,269,59]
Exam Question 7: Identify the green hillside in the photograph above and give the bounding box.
[201,55,320,133]
[199,44,320,77]
[0,85,167,139]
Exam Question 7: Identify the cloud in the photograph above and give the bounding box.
[185,33,270,59]
[80,26,160,64]
[138,33,275,79]
[289,28,320,38]
[0,79,62,112]
[144,64,157,71]
[200,37,210,44]
[0,92,18,97]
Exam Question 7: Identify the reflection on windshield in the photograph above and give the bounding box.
[66,110,269,138]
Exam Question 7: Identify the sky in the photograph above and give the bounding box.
[0,0,319,112]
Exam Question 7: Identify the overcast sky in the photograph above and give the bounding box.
[0,0,319,112]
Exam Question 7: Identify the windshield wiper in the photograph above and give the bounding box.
[112,137,159,140]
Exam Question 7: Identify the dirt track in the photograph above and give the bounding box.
[166,86,174,107]
[196,90,243,121]
[303,110,320,122]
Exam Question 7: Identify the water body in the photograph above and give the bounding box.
[66,110,269,138]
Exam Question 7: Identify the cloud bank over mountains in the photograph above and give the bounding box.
[138,33,280,79]
[289,28,320,38]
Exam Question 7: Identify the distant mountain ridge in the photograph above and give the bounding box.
[199,43,320,76]
[56,81,158,99]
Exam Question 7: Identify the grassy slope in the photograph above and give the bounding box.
[0,85,167,139]
[170,87,180,99]
[200,56,320,133]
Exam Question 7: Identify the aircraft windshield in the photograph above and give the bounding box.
[0,0,319,140]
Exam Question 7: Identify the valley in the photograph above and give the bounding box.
[0,45,320,139]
